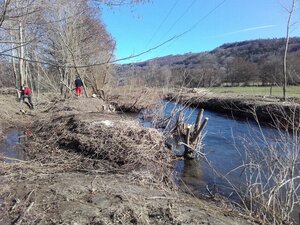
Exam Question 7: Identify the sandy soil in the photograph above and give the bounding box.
[0,90,256,225]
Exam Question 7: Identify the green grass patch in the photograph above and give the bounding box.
[208,86,300,98]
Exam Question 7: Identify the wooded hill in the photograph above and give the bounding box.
[115,38,300,88]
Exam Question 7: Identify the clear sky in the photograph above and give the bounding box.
[101,0,300,64]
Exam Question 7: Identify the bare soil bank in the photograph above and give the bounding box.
[0,90,31,141]
[0,91,255,225]
[165,90,300,130]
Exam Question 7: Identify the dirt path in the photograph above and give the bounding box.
[0,91,256,225]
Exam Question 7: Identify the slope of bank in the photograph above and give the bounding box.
[0,92,256,225]
[0,89,33,140]
[165,89,300,130]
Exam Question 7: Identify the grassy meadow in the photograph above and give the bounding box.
[208,86,300,98]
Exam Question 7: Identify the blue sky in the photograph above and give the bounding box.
[102,0,300,64]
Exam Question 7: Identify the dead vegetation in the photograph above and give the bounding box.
[0,161,253,225]
[110,87,163,113]
[29,111,175,185]
[0,91,256,225]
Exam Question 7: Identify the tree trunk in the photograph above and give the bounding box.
[283,0,295,101]
[19,22,25,87]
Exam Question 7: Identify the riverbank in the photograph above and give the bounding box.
[0,89,32,141]
[165,88,300,130]
[0,91,255,225]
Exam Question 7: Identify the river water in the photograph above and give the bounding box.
[0,129,25,163]
[160,101,285,194]
[1,103,299,223]
[143,101,300,223]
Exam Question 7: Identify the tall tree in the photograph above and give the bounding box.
[0,0,147,93]
[226,58,258,86]
[42,0,114,95]
[282,0,296,100]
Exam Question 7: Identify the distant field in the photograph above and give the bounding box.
[209,86,300,98]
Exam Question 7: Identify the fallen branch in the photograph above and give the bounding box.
[0,156,28,163]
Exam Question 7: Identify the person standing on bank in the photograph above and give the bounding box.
[20,85,34,109]
[75,76,83,97]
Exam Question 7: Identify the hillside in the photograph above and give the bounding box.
[115,37,300,87]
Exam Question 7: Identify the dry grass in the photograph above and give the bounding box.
[209,86,300,98]
[110,86,163,112]
[28,97,175,186]
[0,90,257,225]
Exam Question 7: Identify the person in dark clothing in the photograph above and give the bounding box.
[20,85,34,109]
[75,77,83,96]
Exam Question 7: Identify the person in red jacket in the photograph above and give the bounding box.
[20,85,34,109]
[74,77,83,97]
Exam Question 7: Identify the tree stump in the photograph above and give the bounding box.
[176,109,208,159]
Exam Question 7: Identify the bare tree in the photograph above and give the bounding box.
[0,0,12,28]
[0,0,149,96]
[225,58,258,86]
[95,0,148,7]
[282,0,296,101]
[29,0,115,96]
[0,0,47,90]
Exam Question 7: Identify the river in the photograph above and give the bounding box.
[143,101,300,224]
[1,102,299,223]
[0,129,25,163]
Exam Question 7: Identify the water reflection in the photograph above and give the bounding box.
[175,159,206,195]
[0,129,25,163]
[141,101,300,224]
[162,101,297,193]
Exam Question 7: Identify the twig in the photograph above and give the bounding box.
[14,202,34,225]
[178,142,206,157]
[1,156,28,163]
[206,185,215,198]
[145,196,177,200]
